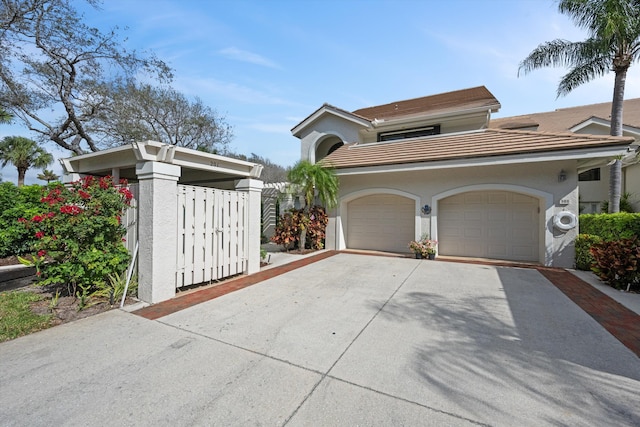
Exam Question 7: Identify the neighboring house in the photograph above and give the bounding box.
[292,86,635,268]
[490,99,640,213]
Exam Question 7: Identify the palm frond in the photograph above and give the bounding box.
[287,160,339,210]
[518,39,577,76]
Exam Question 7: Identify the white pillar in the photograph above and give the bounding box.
[62,172,83,184]
[136,161,181,303]
[236,178,264,275]
[111,168,120,185]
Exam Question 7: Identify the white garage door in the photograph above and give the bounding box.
[347,194,415,253]
[438,191,539,262]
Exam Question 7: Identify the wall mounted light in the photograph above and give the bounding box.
[558,170,567,182]
[421,204,432,215]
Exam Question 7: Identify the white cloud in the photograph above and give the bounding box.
[218,47,282,69]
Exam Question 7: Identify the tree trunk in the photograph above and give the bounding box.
[17,167,26,187]
[299,228,307,251]
[608,67,627,213]
[609,159,622,213]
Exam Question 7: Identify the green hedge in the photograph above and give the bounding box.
[576,213,640,274]
[0,183,49,258]
[579,213,640,240]
[575,234,603,271]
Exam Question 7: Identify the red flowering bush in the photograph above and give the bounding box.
[20,175,133,296]
[0,183,51,257]
[271,206,328,250]
[590,238,640,291]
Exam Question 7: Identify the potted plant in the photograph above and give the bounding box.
[425,239,438,260]
[409,240,425,259]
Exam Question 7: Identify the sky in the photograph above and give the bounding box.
[2,0,640,185]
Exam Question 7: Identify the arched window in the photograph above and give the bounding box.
[315,136,344,162]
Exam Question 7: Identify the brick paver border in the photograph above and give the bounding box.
[537,268,640,358]
[134,250,338,320]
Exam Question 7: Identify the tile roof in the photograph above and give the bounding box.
[321,129,633,169]
[352,86,500,121]
[490,98,640,132]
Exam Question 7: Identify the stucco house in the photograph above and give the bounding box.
[490,99,640,213]
[292,86,635,268]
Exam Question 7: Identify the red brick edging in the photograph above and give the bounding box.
[134,250,338,320]
[537,268,640,358]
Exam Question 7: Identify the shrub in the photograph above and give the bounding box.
[574,234,603,270]
[305,206,329,249]
[590,238,640,291]
[0,183,50,257]
[271,209,302,250]
[579,213,640,240]
[271,206,328,250]
[600,192,636,213]
[20,176,133,297]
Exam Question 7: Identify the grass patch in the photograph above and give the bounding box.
[0,290,52,342]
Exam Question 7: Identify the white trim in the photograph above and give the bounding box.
[336,188,421,250]
[61,140,259,179]
[431,184,554,266]
[334,146,630,176]
[308,132,348,164]
[571,117,640,136]
[369,106,499,128]
[292,105,371,137]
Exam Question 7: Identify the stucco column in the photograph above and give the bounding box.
[62,172,83,184]
[136,161,181,303]
[236,178,264,275]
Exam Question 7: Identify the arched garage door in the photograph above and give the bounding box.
[438,191,539,262]
[347,194,414,253]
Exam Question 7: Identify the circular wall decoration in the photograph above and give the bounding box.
[553,211,577,231]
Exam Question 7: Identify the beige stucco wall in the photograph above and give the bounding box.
[625,162,640,211]
[579,168,610,213]
[327,160,579,268]
[358,113,489,144]
[299,116,362,163]
[574,123,636,212]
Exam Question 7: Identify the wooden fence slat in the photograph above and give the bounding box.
[176,186,187,288]
[202,188,214,283]
[192,187,207,285]
[174,184,248,289]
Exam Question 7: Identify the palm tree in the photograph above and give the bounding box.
[0,136,53,187]
[0,108,11,124]
[287,160,339,250]
[37,169,60,183]
[519,0,640,213]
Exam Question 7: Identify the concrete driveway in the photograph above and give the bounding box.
[1,253,639,426]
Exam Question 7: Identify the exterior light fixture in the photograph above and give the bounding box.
[558,170,567,182]
[421,204,432,215]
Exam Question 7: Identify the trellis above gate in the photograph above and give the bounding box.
[61,140,264,304]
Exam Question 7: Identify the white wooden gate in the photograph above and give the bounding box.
[176,185,248,288]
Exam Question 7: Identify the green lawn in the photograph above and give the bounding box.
[0,290,52,342]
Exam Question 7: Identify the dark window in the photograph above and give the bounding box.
[327,142,343,156]
[377,125,441,142]
[578,168,601,181]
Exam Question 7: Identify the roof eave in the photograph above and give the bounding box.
[370,104,500,128]
[331,145,631,176]
[291,105,372,137]
[61,140,262,179]
[570,117,640,137]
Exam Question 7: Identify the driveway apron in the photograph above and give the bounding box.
[1,253,639,426]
